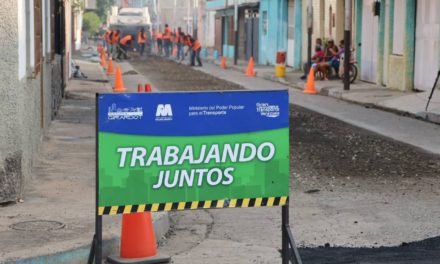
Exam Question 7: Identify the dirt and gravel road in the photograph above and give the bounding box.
[130,56,440,263]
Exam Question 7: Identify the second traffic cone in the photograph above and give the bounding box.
[303,67,317,94]
[107,213,171,264]
[145,84,152,92]
[137,84,143,93]
[113,65,127,92]
[100,53,107,68]
[245,57,256,77]
[106,58,115,76]
[220,56,227,69]
[172,46,177,57]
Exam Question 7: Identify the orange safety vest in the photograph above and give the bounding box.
[111,33,120,44]
[137,32,147,44]
[156,33,163,40]
[178,33,185,44]
[120,35,133,46]
[192,40,201,51]
[104,31,111,43]
[163,27,172,40]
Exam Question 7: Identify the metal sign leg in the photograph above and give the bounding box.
[282,202,303,264]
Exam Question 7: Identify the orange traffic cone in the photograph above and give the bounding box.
[172,46,177,57]
[113,65,127,92]
[303,67,317,94]
[220,56,227,69]
[106,58,115,76]
[138,84,143,93]
[145,84,152,92]
[100,53,107,68]
[245,57,256,77]
[107,213,171,263]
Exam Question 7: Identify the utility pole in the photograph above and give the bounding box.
[307,0,313,74]
[187,0,191,34]
[173,0,177,31]
[234,0,238,65]
[193,0,198,39]
[344,0,352,90]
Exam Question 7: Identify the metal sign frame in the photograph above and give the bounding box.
[89,92,302,264]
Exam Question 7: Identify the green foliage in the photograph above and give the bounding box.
[83,12,102,36]
[97,0,113,21]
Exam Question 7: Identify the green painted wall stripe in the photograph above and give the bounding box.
[377,0,386,85]
[355,0,363,74]
[405,0,416,90]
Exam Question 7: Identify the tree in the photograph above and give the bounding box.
[83,12,102,36]
[97,0,113,22]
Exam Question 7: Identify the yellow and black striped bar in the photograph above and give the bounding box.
[98,196,288,216]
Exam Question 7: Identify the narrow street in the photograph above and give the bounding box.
[128,56,440,263]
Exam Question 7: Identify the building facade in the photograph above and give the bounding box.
[203,0,440,92]
[0,0,70,203]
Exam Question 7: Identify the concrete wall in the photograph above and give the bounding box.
[0,0,63,203]
[259,0,288,65]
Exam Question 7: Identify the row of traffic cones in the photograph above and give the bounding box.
[219,56,256,77]
[100,45,166,263]
[218,54,317,94]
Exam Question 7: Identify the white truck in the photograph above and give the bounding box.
[109,6,152,49]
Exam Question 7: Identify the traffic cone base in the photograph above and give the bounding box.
[303,68,317,94]
[107,255,171,264]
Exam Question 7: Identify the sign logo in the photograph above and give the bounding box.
[256,103,280,118]
[108,103,143,120]
[155,104,173,121]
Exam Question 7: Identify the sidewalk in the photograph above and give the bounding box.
[0,59,169,264]
[194,58,440,156]
[208,56,440,124]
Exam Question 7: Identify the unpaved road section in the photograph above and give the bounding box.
[130,56,440,263]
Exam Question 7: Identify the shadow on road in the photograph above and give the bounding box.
[299,236,440,264]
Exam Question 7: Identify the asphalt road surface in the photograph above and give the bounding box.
[129,55,440,264]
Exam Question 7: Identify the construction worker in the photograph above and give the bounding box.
[163,24,172,57]
[185,34,202,67]
[103,29,112,51]
[156,31,163,55]
[117,34,133,60]
[111,30,121,58]
[137,28,147,56]
[176,27,185,61]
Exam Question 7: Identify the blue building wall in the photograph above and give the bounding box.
[206,0,226,10]
[259,0,288,65]
[293,0,302,69]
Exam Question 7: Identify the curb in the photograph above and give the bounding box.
[2,213,170,264]
[205,57,440,125]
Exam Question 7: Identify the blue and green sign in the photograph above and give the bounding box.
[97,90,290,215]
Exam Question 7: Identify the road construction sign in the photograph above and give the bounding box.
[97,90,290,215]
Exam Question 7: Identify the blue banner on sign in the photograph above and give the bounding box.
[98,90,289,136]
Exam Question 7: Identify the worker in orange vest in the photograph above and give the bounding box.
[103,29,112,51]
[176,27,185,61]
[117,34,133,60]
[110,30,121,58]
[185,34,202,67]
[163,24,172,57]
[156,31,163,55]
[137,28,147,56]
